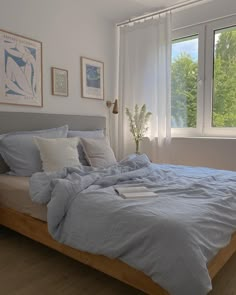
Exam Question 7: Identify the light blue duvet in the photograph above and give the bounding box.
[29,155,236,295]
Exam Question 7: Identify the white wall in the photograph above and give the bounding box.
[0,0,115,118]
[172,0,236,30]
[145,0,236,171]
[141,137,236,171]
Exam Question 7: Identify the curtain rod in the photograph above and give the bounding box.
[117,0,212,27]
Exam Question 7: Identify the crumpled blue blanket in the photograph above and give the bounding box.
[29,154,236,295]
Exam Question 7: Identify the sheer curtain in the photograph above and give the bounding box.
[118,13,172,161]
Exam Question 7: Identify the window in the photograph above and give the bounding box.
[212,26,236,128]
[171,35,199,128]
[172,15,236,137]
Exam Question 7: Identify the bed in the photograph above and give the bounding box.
[0,111,236,295]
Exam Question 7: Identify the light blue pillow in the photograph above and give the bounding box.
[0,125,68,176]
[68,130,104,165]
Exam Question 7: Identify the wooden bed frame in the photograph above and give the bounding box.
[0,206,236,295]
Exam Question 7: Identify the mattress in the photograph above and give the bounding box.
[0,175,47,222]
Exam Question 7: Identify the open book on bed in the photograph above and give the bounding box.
[115,186,157,199]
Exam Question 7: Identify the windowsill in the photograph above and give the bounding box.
[171,136,236,140]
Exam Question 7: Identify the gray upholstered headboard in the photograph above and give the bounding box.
[0,112,106,134]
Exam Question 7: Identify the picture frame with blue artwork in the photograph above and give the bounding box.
[0,29,43,107]
[80,57,104,100]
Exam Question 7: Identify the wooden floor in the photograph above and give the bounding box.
[0,227,235,295]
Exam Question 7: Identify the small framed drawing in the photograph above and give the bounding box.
[0,29,43,107]
[51,67,68,97]
[81,57,104,100]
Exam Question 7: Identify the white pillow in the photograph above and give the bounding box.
[80,137,117,168]
[68,129,104,166]
[34,137,80,172]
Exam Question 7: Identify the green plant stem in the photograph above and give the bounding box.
[135,140,140,154]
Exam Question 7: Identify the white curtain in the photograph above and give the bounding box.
[118,12,172,161]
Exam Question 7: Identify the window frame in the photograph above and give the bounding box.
[171,25,205,137]
[171,15,236,138]
[204,15,236,137]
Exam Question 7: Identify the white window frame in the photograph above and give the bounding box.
[204,15,236,137]
[171,15,236,138]
[171,25,205,137]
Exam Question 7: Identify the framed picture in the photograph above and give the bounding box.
[81,57,104,100]
[51,67,68,97]
[0,29,43,107]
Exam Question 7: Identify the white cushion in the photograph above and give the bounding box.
[80,137,117,168]
[34,137,80,172]
[68,129,104,166]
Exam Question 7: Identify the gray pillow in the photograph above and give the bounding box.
[0,154,9,174]
[0,134,9,174]
[0,125,68,176]
[80,137,117,168]
[68,130,104,166]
